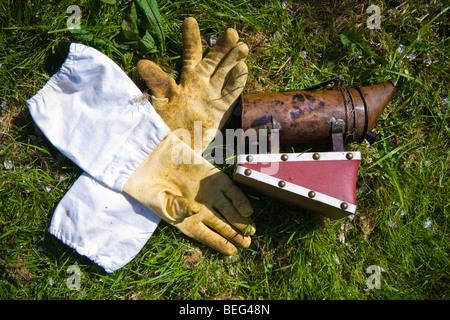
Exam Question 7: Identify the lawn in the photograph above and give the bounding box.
[0,0,448,300]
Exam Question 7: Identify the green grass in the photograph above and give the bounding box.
[1,0,448,300]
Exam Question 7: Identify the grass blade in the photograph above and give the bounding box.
[135,0,166,55]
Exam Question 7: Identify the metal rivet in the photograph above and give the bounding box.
[278,180,286,188]
[346,153,354,160]
[281,154,288,161]
[313,153,320,160]
[246,155,253,162]
[308,191,316,198]
[244,168,252,176]
[340,202,349,210]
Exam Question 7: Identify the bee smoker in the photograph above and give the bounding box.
[234,78,396,219]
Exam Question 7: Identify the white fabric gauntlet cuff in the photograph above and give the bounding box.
[26,43,170,272]
[50,173,161,273]
[27,43,170,191]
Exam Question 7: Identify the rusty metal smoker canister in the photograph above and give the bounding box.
[241,83,396,145]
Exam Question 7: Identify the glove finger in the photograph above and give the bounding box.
[180,219,239,255]
[214,196,255,235]
[203,211,252,249]
[219,60,248,107]
[224,184,254,218]
[136,60,176,99]
[181,17,203,77]
[210,42,249,90]
[196,28,239,78]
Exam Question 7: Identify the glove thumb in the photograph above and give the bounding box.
[158,190,202,222]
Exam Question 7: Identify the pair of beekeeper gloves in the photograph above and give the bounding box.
[27,18,255,273]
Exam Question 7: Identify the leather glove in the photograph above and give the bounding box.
[123,132,254,255]
[137,17,249,150]
[124,18,254,255]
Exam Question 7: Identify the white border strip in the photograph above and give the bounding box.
[237,151,361,164]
